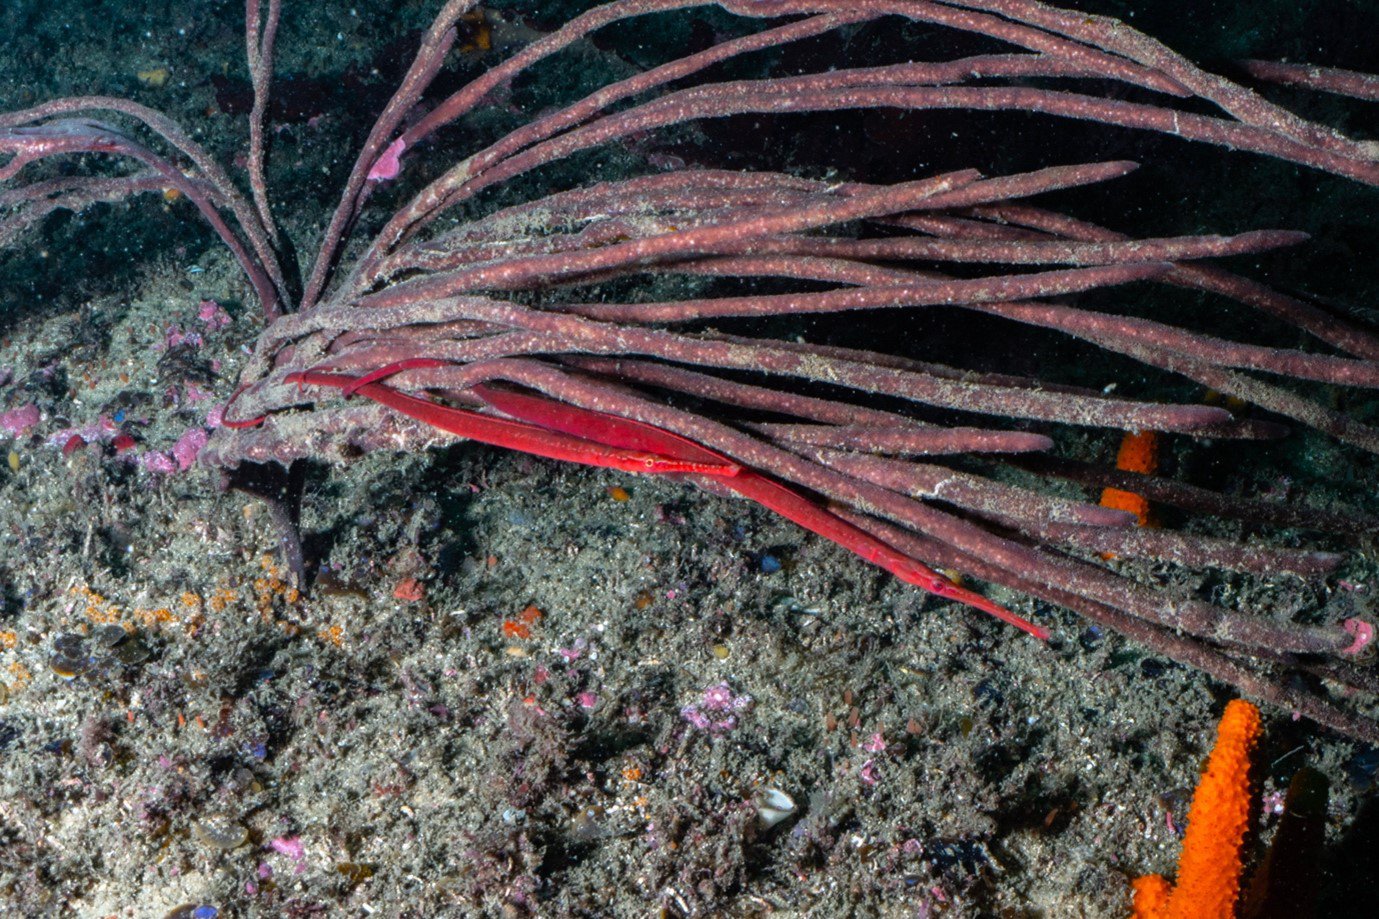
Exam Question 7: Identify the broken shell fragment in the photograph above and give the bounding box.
[756,788,796,829]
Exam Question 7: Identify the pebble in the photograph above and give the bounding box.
[164,906,219,919]
[52,633,86,657]
[50,652,91,680]
[114,637,151,666]
[49,628,151,677]
[92,624,129,650]
[336,862,374,885]
[192,814,248,850]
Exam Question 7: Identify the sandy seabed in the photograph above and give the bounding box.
[2,1,1378,916]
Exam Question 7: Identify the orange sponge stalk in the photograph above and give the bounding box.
[1100,429,1161,527]
[1130,699,1262,919]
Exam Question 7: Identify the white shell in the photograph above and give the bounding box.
[756,788,797,829]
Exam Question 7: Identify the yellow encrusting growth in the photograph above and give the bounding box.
[1131,699,1262,919]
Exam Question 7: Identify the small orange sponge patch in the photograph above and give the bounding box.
[1101,429,1161,527]
[1130,699,1262,919]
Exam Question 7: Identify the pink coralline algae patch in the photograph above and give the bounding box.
[0,403,40,436]
[197,299,233,331]
[161,324,204,351]
[680,681,753,734]
[48,414,121,449]
[173,427,209,469]
[141,426,210,475]
[140,451,179,475]
[183,382,212,404]
[268,835,307,875]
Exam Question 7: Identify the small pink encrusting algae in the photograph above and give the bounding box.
[183,381,212,403]
[47,414,120,448]
[268,835,306,875]
[140,451,179,475]
[161,324,204,351]
[0,403,40,436]
[172,427,208,469]
[197,299,233,331]
[141,426,210,475]
[681,681,753,734]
